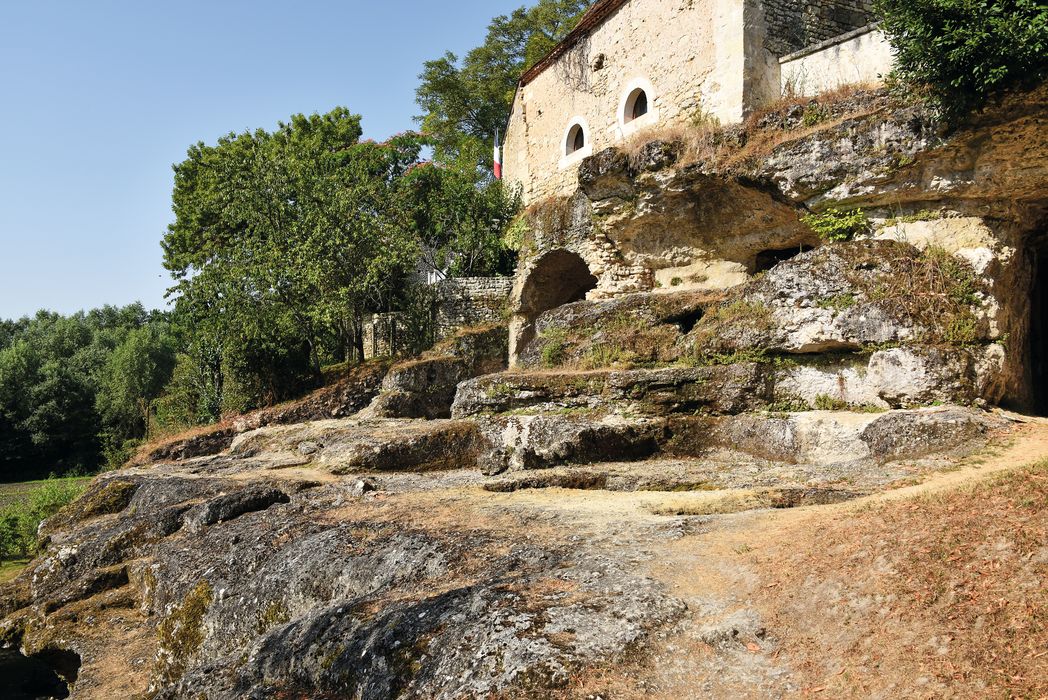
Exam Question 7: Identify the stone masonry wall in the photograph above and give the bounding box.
[434,277,513,337]
[504,0,878,205]
[504,0,747,204]
[761,0,875,56]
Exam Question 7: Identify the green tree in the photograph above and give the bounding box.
[876,0,1048,119]
[163,108,423,413]
[415,0,590,163]
[0,304,165,479]
[399,162,521,277]
[96,323,177,458]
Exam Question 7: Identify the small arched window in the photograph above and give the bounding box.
[625,88,649,123]
[618,79,656,131]
[566,123,586,155]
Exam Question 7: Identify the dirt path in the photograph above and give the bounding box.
[625,418,1048,698]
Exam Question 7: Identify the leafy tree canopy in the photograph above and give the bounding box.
[0,305,173,479]
[876,0,1048,120]
[164,108,423,390]
[415,0,591,163]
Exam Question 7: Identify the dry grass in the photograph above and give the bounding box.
[619,82,885,176]
[648,489,774,516]
[755,461,1048,698]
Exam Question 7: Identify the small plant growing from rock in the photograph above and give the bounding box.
[802,104,830,127]
[818,293,858,313]
[803,208,871,242]
[884,209,943,226]
[814,394,850,411]
[539,328,569,368]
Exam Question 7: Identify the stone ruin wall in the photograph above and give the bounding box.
[363,277,512,359]
[434,277,513,336]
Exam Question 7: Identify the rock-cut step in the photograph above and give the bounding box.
[230,418,484,474]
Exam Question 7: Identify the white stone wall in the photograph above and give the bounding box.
[780,26,893,96]
[504,0,751,204]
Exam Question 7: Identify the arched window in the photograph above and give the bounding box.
[626,88,649,122]
[566,123,586,155]
[618,78,657,132]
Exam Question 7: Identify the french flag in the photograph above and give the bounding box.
[493,131,503,180]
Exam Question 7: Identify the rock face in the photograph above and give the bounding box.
[132,360,392,467]
[508,85,1048,412]
[370,325,508,419]
[453,364,775,418]
[3,86,1045,700]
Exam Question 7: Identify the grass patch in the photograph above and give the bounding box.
[818,293,858,313]
[0,557,31,584]
[883,209,943,226]
[538,328,569,368]
[863,244,985,345]
[0,477,87,564]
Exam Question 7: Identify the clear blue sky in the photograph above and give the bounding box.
[0,0,523,320]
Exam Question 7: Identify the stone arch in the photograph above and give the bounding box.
[509,249,599,365]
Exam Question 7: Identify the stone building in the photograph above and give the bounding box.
[503,0,892,203]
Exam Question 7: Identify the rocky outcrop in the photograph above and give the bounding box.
[5,86,1046,700]
[453,364,774,418]
[230,418,484,474]
[132,360,392,466]
[509,85,1047,410]
[370,325,508,419]
[517,289,716,369]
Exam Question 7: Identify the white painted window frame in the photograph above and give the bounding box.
[617,76,659,138]
[559,116,593,170]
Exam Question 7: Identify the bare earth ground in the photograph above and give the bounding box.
[358,416,1048,699]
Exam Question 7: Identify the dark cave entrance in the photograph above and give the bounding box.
[0,647,79,700]
[1030,244,1048,415]
[753,244,814,274]
[515,249,598,357]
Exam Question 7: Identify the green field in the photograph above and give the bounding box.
[0,476,92,582]
[0,476,92,508]
[0,557,30,583]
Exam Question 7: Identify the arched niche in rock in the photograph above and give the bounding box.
[509,249,598,365]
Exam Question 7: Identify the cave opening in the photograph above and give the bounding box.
[515,249,598,357]
[0,647,79,700]
[753,244,814,274]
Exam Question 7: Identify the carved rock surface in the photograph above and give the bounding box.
[453,364,774,419]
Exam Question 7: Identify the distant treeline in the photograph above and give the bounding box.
[0,305,174,479]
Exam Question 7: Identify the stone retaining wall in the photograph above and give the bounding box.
[363,277,512,359]
[780,25,894,96]
[762,0,875,56]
